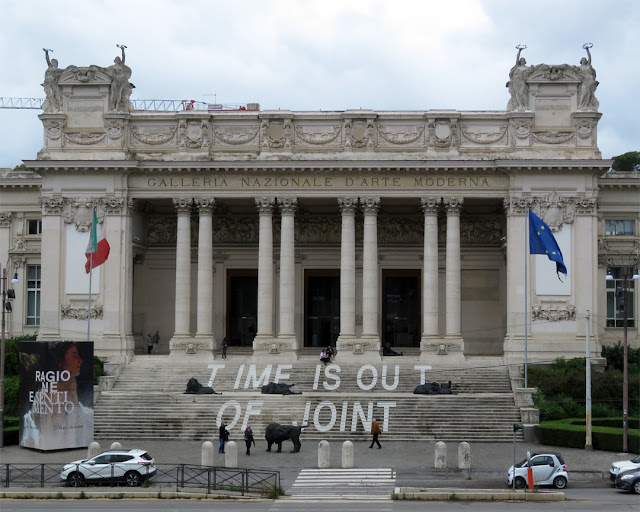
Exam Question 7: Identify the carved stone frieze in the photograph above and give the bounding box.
[171,339,210,352]
[431,120,453,148]
[575,119,595,139]
[532,304,576,322]
[338,340,378,353]
[528,64,581,82]
[0,211,12,227]
[39,196,65,215]
[531,131,575,145]
[420,341,463,353]
[43,120,63,140]
[437,215,504,245]
[61,303,104,320]
[212,126,260,145]
[254,340,293,353]
[62,198,102,231]
[147,217,176,245]
[377,124,425,146]
[460,124,507,145]
[509,118,533,145]
[179,120,209,149]
[106,119,124,140]
[64,132,106,145]
[296,216,341,244]
[130,125,177,145]
[344,119,374,148]
[294,124,341,145]
[261,120,291,149]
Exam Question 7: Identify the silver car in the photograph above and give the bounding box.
[60,449,156,487]
[507,452,568,489]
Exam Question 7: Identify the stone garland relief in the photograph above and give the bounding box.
[377,124,425,146]
[61,303,104,320]
[294,124,342,146]
[130,125,178,146]
[212,125,260,146]
[460,124,508,145]
[532,304,576,322]
[64,132,106,146]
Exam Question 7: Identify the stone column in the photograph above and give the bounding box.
[338,198,358,340]
[278,197,297,349]
[361,197,380,340]
[195,198,215,349]
[421,197,440,342]
[255,197,275,342]
[442,197,464,363]
[171,198,192,345]
[39,197,64,338]
[124,199,136,352]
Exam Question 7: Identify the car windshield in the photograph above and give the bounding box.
[631,455,640,463]
[516,458,528,467]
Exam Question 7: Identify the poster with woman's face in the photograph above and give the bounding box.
[19,341,94,451]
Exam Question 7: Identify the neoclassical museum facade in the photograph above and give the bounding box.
[1,50,638,365]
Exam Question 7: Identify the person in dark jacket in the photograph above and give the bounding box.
[219,422,229,453]
[244,425,255,455]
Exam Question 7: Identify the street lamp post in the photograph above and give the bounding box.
[606,257,640,453]
[1,259,20,448]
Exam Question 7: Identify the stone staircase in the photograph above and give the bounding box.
[94,356,524,442]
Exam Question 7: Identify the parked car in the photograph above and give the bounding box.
[615,467,640,494]
[507,452,568,489]
[60,449,156,487]
[609,454,640,482]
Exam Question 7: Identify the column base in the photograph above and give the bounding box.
[336,336,382,363]
[252,336,299,362]
[169,335,214,362]
[419,336,465,366]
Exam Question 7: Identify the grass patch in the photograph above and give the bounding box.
[267,485,285,499]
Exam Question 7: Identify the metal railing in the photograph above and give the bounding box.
[2,463,280,495]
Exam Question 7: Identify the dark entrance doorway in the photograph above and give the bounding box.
[382,269,421,348]
[304,270,340,347]
[226,269,257,347]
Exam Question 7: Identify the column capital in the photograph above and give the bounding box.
[421,197,441,215]
[173,198,193,214]
[503,197,529,216]
[39,196,65,215]
[338,197,359,214]
[194,198,215,214]
[443,197,464,214]
[0,211,12,227]
[255,197,276,214]
[278,197,298,215]
[126,198,138,215]
[361,196,380,215]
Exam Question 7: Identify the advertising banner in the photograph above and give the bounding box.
[19,341,94,451]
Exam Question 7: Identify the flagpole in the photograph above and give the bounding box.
[524,201,529,388]
[87,202,94,342]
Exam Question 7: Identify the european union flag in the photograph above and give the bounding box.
[529,210,567,279]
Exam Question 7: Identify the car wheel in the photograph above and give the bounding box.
[125,471,141,487]
[633,479,640,495]
[514,476,526,489]
[553,476,567,489]
[67,472,85,488]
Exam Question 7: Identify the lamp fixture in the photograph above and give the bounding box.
[11,273,18,284]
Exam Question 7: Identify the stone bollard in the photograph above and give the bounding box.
[435,441,447,469]
[318,440,330,468]
[458,442,470,470]
[202,441,215,467]
[87,441,101,459]
[225,441,238,468]
[342,440,354,469]
[110,442,122,450]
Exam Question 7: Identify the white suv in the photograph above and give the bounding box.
[609,454,640,482]
[507,452,568,489]
[61,449,156,487]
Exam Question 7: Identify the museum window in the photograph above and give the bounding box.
[26,264,41,326]
[606,267,635,328]
[605,220,634,236]
[27,219,42,235]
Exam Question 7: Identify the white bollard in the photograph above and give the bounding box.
[458,442,471,470]
[225,441,238,468]
[202,441,215,467]
[110,442,122,450]
[435,441,447,469]
[342,440,354,468]
[87,441,101,459]
[318,440,330,468]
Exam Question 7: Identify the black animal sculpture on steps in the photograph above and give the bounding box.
[261,382,302,395]
[265,422,309,453]
[184,377,221,394]
[413,381,454,395]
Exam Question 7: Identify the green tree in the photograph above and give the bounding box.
[611,151,640,172]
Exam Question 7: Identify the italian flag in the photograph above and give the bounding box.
[85,207,110,273]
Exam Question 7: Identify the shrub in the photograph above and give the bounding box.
[94,356,105,385]
[4,376,19,417]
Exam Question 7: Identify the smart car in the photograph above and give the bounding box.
[615,467,640,494]
[60,449,156,487]
[609,454,640,482]
[507,452,568,489]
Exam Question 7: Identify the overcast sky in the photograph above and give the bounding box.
[1,0,637,168]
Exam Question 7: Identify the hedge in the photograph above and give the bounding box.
[535,418,640,453]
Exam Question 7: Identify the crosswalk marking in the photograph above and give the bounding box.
[283,468,396,501]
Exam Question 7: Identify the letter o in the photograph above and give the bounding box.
[217,401,242,430]
[357,365,378,391]
[426,178,434,187]
[60,370,71,382]
[64,401,75,413]
[313,401,337,433]
[280,178,288,187]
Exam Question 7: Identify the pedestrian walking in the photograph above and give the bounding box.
[219,422,229,453]
[145,333,153,355]
[369,418,382,448]
[221,337,228,360]
[152,330,160,354]
[244,425,255,455]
